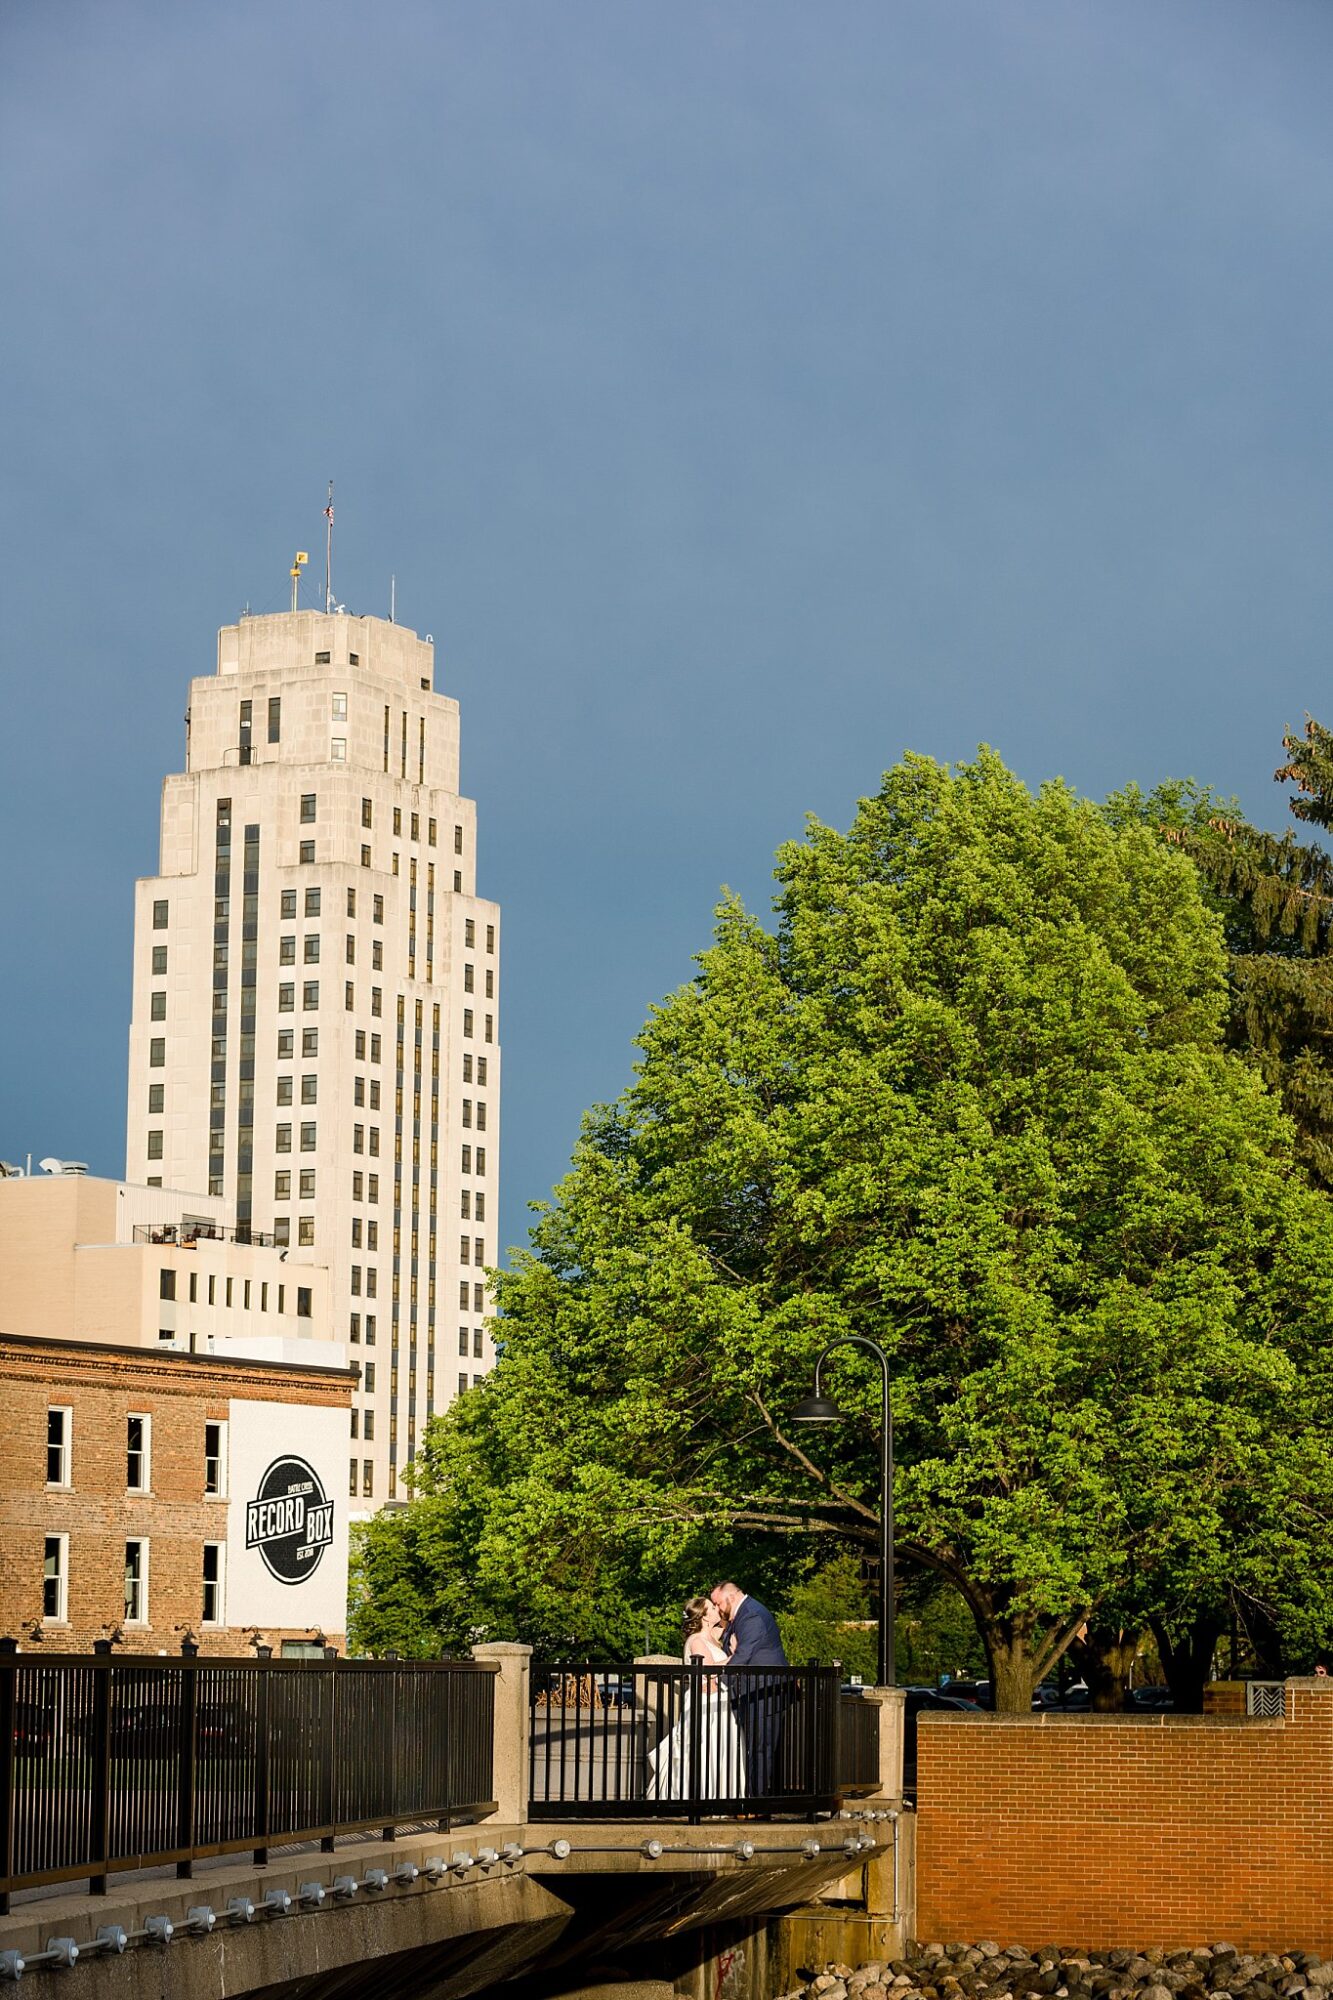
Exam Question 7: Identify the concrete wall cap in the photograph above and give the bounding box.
[472,1641,533,1659]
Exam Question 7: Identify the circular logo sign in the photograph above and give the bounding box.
[245,1455,334,1585]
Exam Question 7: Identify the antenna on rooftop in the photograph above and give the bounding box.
[324,480,335,614]
[390,573,396,624]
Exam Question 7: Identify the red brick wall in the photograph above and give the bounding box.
[915,1683,1333,1952]
[0,1335,351,1656]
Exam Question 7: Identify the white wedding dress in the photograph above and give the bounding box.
[645,1639,748,1803]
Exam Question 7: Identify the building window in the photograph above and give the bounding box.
[303,981,319,1009]
[458,1328,469,1356]
[351,1266,362,1296]
[364,1362,376,1392]
[365,1314,376,1344]
[393,808,402,836]
[477,1058,488,1086]
[331,737,347,761]
[461,1145,471,1174]
[148,1083,164,1114]
[463,965,474,993]
[297,1286,312,1316]
[124,1540,148,1625]
[473,1329,484,1358]
[127,1415,150,1492]
[458,1374,468,1397]
[301,1074,318,1104]
[463,1054,472,1083]
[300,1169,316,1198]
[304,938,321,967]
[298,1215,315,1246]
[453,871,462,891]
[275,1170,291,1199]
[476,1102,487,1131]
[43,1535,68,1622]
[281,889,297,920]
[363,1460,373,1497]
[368,1172,379,1202]
[277,1076,293,1106]
[473,1283,485,1312]
[202,1543,225,1624]
[364,1410,375,1440]
[151,944,168,975]
[353,1124,364,1153]
[428,817,437,845]
[278,1028,294,1059]
[303,1028,319,1057]
[300,1121,317,1151]
[300,793,317,823]
[153,899,169,929]
[276,1123,292,1152]
[279,982,295,1012]
[485,1015,493,1043]
[454,824,463,854]
[273,1216,290,1246]
[150,991,167,1021]
[268,695,282,743]
[149,1037,165,1067]
[160,1267,176,1301]
[365,1268,378,1297]
[351,1217,363,1248]
[345,933,356,964]
[360,844,371,867]
[476,1147,486,1174]
[411,811,420,841]
[332,693,348,719]
[302,888,320,919]
[486,924,495,953]
[315,649,331,664]
[47,1408,72,1488]
[300,840,316,864]
[368,1127,380,1156]
[463,1009,473,1039]
[475,1192,485,1221]
[345,980,355,1011]
[373,894,384,924]
[349,1460,359,1496]
[371,987,382,1017]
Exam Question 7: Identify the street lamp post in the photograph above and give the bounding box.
[791,1335,895,1688]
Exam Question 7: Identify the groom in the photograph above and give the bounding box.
[710,1581,789,1797]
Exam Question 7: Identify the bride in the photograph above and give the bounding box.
[645,1596,748,1803]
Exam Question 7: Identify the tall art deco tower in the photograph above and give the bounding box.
[126,610,500,1510]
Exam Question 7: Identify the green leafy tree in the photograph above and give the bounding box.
[355,751,1333,1708]
[777,1555,878,1682]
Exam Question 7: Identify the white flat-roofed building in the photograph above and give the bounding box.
[0,1172,334,1364]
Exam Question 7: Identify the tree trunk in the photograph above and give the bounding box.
[1070,1624,1141,1712]
[1151,1611,1222,1713]
[988,1637,1038,1714]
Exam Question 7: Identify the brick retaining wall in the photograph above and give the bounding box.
[914,1680,1333,1953]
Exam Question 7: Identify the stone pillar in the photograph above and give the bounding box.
[473,1641,533,1826]
[861,1685,907,1802]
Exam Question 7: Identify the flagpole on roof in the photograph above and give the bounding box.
[324,480,335,614]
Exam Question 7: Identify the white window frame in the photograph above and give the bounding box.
[46,1407,72,1489]
[43,1533,69,1624]
[126,1412,151,1494]
[124,1538,149,1626]
[204,1419,228,1499]
[202,1542,226,1626]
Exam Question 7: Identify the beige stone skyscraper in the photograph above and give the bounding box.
[126,611,500,1511]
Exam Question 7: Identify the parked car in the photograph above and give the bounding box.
[1125,1684,1174,1711]
[1032,1680,1090,1710]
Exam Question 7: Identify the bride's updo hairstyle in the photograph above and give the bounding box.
[682,1595,712,1641]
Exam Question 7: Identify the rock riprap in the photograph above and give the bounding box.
[779,1943,1333,2000]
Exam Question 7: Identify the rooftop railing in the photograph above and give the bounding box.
[132,1222,279,1249]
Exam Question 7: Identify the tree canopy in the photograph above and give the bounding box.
[354,749,1333,1708]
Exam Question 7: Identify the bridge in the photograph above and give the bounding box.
[0,1645,909,1999]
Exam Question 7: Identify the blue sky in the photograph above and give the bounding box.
[3,1,1332,1254]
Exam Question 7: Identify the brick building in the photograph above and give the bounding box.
[0,1334,354,1656]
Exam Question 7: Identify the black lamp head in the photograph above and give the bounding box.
[790,1391,843,1424]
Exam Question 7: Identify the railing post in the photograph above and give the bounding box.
[686,1656,704,1826]
[176,1640,198,1877]
[0,1638,16,1916]
[471,1643,531,1825]
[89,1640,113,1895]
[384,1664,399,1840]
[860,1684,907,1802]
[253,1649,271,1866]
[321,1659,338,1852]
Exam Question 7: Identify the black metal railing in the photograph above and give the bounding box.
[529,1662,842,1822]
[837,1690,880,1795]
[0,1650,497,1907]
[133,1221,281,1248]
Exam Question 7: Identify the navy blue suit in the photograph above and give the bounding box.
[723,1597,789,1795]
